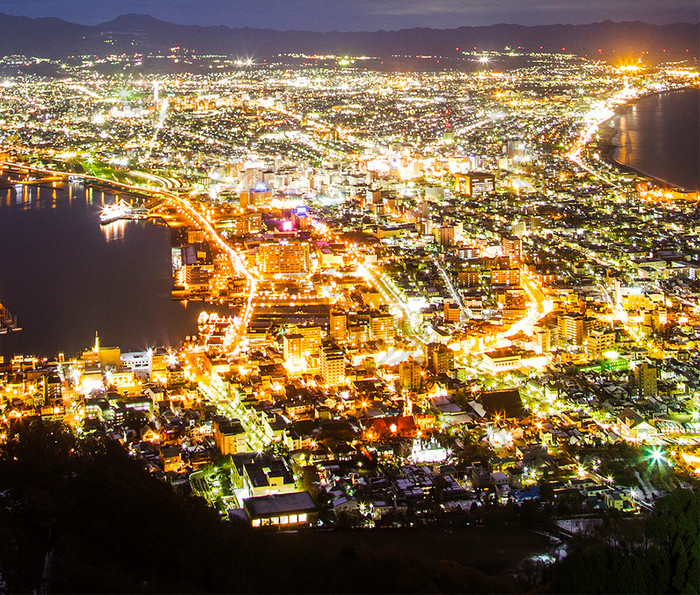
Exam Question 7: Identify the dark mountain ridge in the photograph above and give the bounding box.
[0,13,697,61]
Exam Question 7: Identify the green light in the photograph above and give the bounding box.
[645,446,667,468]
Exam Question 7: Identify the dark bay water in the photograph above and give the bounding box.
[0,181,199,358]
[613,87,700,192]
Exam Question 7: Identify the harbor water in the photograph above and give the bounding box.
[0,179,199,358]
[612,87,700,192]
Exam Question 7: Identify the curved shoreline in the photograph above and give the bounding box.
[597,86,700,194]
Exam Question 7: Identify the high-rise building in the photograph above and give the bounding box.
[533,324,551,354]
[258,239,310,275]
[426,343,454,374]
[329,310,348,343]
[213,417,247,455]
[490,267,520,286]
[635,361,658,398]
[240,190,251,209]
[187,230,206,244]
[369,311,394,342]
[557,313,595,346]
[43,372,62,405]
[150,347,169,383]
[437,225,455,247]
[296,325,322,352]
[218,212,262,237]
[586,329,616,359]
[399,358,423,391]
[243,167,263,189]
[320,341,345,386]
[512,221,527,237]
[501,235,522,261]
[283,333,304,369]
[444,301,461,323]
[458,269,480,288]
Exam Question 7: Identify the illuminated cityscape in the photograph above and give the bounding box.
[0,8,698,594]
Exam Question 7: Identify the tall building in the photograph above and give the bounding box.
[458,269,480,288]
[218,212,262,237]
[243,167,263,189]
[399,358,423,391]
[437,225,455,247]
[426,343,454,374]
[512,221,527,237]
[258,239,310,275]
[329,310,348,343]
[369,311,394,342]
[586,329,616,359]
[283,333,304,369]
[490,267,520,286]
[320,342,345,386]
[43,372,62,406]
[213,417,247,455]
[635,361,658,398]
[444,301,461,323]
[557,313,594,346]
[533,324,551,354]
[150,347,168,383]
[187,230,206,244]
[501,235,522,261]
[296,325,322,352]
[240,190,251,209]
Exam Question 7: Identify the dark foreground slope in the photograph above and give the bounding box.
[547,488,699,594]
[2,420,697,594]
[0,420,520,594]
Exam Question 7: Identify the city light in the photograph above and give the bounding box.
[0,34,696,560]
[645,446,668,468]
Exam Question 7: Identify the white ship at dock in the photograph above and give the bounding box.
[99,199,148,225]
[0,302,21,334]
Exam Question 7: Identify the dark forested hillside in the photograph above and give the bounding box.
[0,420,517,594]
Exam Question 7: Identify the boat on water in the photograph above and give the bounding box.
[131,205,148,218]
[68,175,85,185]
[0,303,21,334]
[99,199,149,225]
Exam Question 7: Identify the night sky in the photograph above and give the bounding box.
[0,0,697,31]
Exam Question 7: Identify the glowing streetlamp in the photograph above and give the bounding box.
[645,446,668,468]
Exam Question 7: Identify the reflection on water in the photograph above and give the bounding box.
[101,219,127,242]
[0,176,199,357]
[614,88,700,191]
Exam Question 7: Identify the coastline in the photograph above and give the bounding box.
[0,171,196,358]
[596,87,700,194]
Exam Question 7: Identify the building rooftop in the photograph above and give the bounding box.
[243,491,317,517]
[479,388,527,420]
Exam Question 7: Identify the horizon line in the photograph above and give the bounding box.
[0,12,698,35]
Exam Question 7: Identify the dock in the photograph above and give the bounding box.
[0,302,21,334]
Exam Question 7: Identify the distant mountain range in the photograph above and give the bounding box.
[0,14,697,61]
